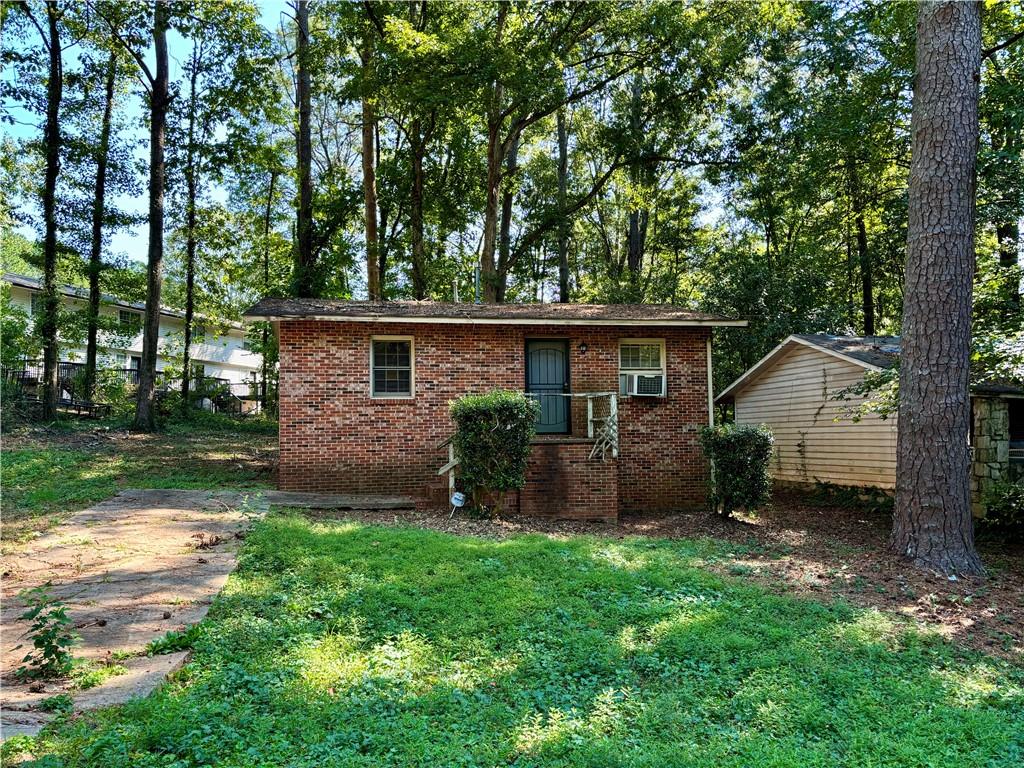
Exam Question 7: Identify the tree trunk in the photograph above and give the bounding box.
[293,0,315,298]
[361,25,381,300]
[480,3,508,303]
[849,161,875,335]
[495,133,519,303]
[133,0,170,432]
[180,55,200,417]
[626,74,648,296]
[85,50,117,402]
[410,117,427,300]
[40,1,63,421]
[261,169,277,407]
[557,107,570,302]
[892,0,984,576]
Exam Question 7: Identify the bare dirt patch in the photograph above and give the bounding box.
[301,493,1024,662]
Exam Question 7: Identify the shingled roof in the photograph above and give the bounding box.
[244,298,746,327]
[791,334,901,369]
[717,333,1024,402]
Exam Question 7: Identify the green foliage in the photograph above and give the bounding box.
[71,662,128,691]
[700,424,774,517]
[450,390,540,510]
[27,515,1024,766]
[147,624,201,656]
[0,282,39,366]
[978,480,1024,541]
[831,367,900,423]
[15,584,78,680]
[38,693,73,713]
[2,416,276,539]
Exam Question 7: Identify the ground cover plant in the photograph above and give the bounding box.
[25,513,1024,767]
[0,414,276,543]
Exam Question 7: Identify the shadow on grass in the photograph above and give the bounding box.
[28,515,1024,768]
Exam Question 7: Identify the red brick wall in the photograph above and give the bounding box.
[277,320,712,514]
[521,440,618,521]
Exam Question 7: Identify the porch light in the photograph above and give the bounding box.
[577,342,588,354]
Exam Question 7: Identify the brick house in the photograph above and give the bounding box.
[244,299,746,521]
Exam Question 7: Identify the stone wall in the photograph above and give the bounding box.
[971,396,1010,517]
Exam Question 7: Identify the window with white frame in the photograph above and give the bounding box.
[619,339,666,396]
[371,337,413,397]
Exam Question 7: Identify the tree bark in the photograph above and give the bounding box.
[849,162,875,335]
[39,1,63,421]
[892,0,984,576]
[261,169,277,407]
[410,116,427,299]
[85,50,117,402]
[557,107,570,302]
[495,133,519,303]
[293,0,316,298]
[133,0,170,432]
[180,52,200,417]
[361,24,381,300]
[480,3,508,302]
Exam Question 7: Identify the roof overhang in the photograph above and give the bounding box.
[715,334,882,404]
[246,312,748,328]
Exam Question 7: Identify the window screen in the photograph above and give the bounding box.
[372,339,412,397]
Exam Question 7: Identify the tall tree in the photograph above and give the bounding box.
[892,1,984,575]
[292,0,316,297]
[38,0,63,420]
[83,49,118,400]
[360,10,382,300]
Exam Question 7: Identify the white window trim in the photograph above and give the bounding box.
[370,335,415,399]
[618,338,667,397]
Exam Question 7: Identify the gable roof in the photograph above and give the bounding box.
[716,334,900,404]
[244,298,747,327]
[3,272,245,331]
[716,333,1024,403]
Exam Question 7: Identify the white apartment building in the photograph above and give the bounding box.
[3,272,262,389]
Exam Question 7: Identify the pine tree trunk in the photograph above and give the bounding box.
[557,107,570,302]
[133,0,169,432]
[40,1,63,421]
[848,162,875,335]
[293,0,315,298]
[85,50,116,402]
[892,0,984,576]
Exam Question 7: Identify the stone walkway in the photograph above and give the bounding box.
[1,489,265,739]
[1,488,414,741]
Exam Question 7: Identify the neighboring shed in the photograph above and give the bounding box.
[716,334,1023,515]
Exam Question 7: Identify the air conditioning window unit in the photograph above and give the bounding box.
[620,373,665,397]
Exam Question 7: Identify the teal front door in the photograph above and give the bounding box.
[526,339,570,434]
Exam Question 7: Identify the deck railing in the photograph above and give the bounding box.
[525,391,619,459]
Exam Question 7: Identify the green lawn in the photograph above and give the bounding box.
[22,514,1023,767]
[1,415,276,542]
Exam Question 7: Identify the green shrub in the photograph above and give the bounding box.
[15,584,78,679]
[977,480,1024,540]
[450,390,540,512]
[699,423,774,517]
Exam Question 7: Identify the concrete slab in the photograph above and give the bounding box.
[1,489,264,740]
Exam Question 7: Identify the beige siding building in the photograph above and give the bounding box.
[716,334,1023,515]
[726,339,898,488]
